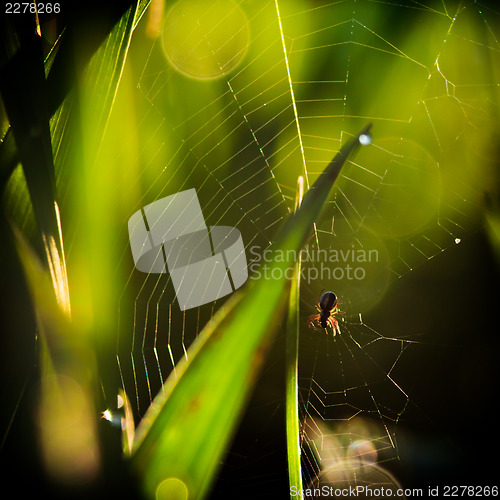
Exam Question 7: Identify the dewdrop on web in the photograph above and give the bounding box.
[359,133,372,145]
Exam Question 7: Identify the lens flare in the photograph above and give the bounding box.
[161,0,250,80]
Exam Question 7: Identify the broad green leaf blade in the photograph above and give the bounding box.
[54,0,144,362]
[131,125,372,500]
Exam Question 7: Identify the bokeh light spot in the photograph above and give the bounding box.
[156,477,189,500]
[161,0,250,80]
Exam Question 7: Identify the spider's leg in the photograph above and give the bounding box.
[327,315,339,336]
[307,314,321,329]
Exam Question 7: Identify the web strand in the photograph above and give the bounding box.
[113,0,499,488]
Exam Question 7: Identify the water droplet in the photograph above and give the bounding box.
[359,134,371,145]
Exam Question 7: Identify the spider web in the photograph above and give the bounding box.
[110,0,499,496]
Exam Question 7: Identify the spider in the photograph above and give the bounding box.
[307,290,340,335]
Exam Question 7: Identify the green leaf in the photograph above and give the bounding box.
[0,0,148,485]
[130,125,372,500]
[12,225,100,484]
[0,17,59,244]
[0,1,146,185]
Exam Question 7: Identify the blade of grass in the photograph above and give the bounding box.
[0,1,147,484]
[56,0,145,391]
[52,1,141,170]
[0,1,150,185]
[0,17,60,247]
[286,176,304,496]
[12,225,100,483]
[130,125,372,500]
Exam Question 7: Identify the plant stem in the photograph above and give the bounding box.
[285,176,304,496]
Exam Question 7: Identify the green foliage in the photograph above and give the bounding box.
[0,1,368,495]
[0,0,147,486]
[130,126,371,499]
[2,1,499,499]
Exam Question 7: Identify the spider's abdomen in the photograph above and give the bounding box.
[319,291,337,311]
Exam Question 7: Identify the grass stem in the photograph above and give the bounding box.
[285,176,304,496]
